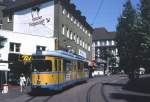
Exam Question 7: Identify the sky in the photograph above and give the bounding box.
[71,0,140,32]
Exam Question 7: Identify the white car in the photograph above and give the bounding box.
[92,70,104,77]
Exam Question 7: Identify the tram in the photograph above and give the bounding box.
[31,50,89,92]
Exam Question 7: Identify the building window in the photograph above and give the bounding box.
[85,30,87,35]
[106,40,109,46]
[36,45,46,52]
[101,41,105,46]
[88,33,91,38]
[77,22,80,27]
[97,41,100,46]
[66,28,69,38]
[62,8,66,15]
[88,45,91,51]
[77,36,79,44]
[112,40,115,45]
[92,43,95,47]
[80,38,82,46]
[73,33,76,42]
[70,31,73,40]
[7,14,13,22]
[80,25,82,29]
[0,20,2,29]
[71,16,74,22]
[109,40,111,46]
[9,42,21,53]
[85,43,87,50]
[83,41,85,48]
[74,19,77,24]
[67,12,70,18]
[62,24,65,35]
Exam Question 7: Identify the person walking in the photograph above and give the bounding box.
[19,73,26,92]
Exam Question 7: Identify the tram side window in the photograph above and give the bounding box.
[63,60,72,72]
[78,62,83,71]
[32,60,52,72]
[84,62,88,69]
[83,62,89,71]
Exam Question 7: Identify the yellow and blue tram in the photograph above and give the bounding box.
[31,50,89,92]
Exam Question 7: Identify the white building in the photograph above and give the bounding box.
[0,30,56,85]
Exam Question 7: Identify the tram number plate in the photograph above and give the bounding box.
[65,73,71,81]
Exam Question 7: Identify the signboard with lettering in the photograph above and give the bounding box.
[79,49,87,58]
[13,1,54,37]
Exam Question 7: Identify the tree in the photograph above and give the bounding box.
[138,0,150,70]
[0,36,7,49]
[116,0,142,79]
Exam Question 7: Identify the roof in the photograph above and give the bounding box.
[3,0,49,12]
[93,28,116,41]
[32,50,86,61]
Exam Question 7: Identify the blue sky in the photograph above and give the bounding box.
[71,0,140,31]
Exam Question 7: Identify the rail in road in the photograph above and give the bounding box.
[25,96,52,102]
[86,75,127,102]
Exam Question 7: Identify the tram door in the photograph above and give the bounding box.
[55,58,62,84]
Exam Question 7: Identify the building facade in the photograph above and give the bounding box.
[92,28,118,73]
[2,0,93,60]
[0,0,93,85]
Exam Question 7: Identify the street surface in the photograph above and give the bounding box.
[1,74,150,102]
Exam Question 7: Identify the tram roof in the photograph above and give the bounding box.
[32,50,86,61]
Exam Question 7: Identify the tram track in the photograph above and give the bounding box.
[25,95,53,102]
[86,82,101,102]
[101,76,127,102]
[86,75,127,102]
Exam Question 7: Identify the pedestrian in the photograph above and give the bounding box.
[19,73,26,92]
[89,65,93,78]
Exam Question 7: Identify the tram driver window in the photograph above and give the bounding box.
[32,60,52,72]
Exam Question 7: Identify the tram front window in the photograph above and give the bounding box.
[32,60,52,72]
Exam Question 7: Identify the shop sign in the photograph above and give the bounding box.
[20,55,32,62]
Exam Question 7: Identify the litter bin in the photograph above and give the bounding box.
[2,84,8,94]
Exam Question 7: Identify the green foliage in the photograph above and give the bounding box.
[116,0,142,73]
[138,0,150,68]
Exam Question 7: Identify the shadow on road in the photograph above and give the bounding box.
[123,76,150,94]
[111,93,150,102]
[107,75,150,102]
[103,83,124,87]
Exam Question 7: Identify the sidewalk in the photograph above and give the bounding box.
[0,85,31,101]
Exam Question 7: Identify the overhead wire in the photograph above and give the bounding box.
[91,0,104,26]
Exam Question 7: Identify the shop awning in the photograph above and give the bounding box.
[0,63,10,71]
